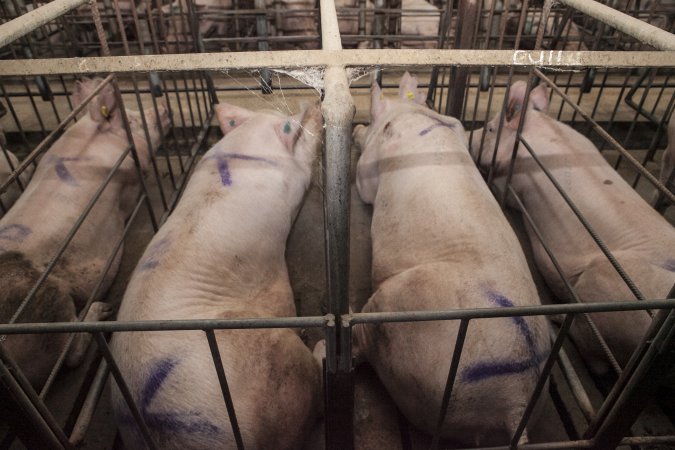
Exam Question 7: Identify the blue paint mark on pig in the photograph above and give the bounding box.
[118,358,223,437]
[44,155,83,186]
[419,117,455,136]
[207,152,277,187]
[138,237,170,271]
[659,259,675,272]
[460,290,545,383]
[0,224,31,243]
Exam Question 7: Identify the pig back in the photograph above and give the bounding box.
[358,106,550,444]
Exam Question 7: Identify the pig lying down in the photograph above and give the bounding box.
[0,78,169,389]
[470,80,675,375]
[353,73,550,446]
[0,127,34,214]
[111,103,323,449]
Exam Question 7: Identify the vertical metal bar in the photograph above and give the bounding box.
[589,306,675,449]
[430,318,470,450]
[93,333,158,450]
[204,330,245,450]
[510,314,576,447]
[585,285,675,439]
[443,0,477,119]
[69,359,110,445]
[0,345,73,449]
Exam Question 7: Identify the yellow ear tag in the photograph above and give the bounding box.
[406,91,415,100]
[100,105,110,119]
[380,94,384,100]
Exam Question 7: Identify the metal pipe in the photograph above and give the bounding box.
[556,0,675,51]
[93,333,158,450]
[0,316,331,334]
[1,298,671,335]
[0,50,672,76]
[0,345,73,449]
[430,319,470,450]
[510,314,575,446]
[0,0,88,49]
[556,347,595,423]
[204,330,245,450]
[68,359,109,445]
[320,0,343,50]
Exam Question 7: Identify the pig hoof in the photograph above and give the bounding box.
[85,302,115,322]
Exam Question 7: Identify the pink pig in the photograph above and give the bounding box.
[110,103,323,450]
[470,81,675,375]
[353,73,550,446]
[0,78,169,389]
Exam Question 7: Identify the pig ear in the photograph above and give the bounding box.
[398,71,426,105]
[214,103,256,135]
[529,83,549,113]
[371,81,387,122]
[289,104,323,165]
[505,81,529,129]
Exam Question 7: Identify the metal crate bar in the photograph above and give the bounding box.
[0,0,88,49]
[557,0,675,51]
[0,50,673,77]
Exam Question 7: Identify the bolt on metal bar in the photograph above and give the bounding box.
[0,0,88,48]
[430,318,470,450]
[1,50,673,77]
[93,333,158,450]
[0,74,115,194]
[507,185,621,375]
[534,68,675,204]
[0,345,73,449]
[510,314,575,447]
[556,0,675,50]
[516,135,648,304]
[204,330,245,450]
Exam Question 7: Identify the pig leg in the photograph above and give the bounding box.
[65,302,114,367]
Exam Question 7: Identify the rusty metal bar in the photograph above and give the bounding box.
[557,0,675,50]
[0,50,673,76]
[0,0,88,49]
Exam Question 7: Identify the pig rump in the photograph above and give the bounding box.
[0,251,77,389]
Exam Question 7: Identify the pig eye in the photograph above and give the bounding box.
[487,125,495,133]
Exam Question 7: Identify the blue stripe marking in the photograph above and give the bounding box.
[660,259,675,272]
[460,290,545,383]
[119,358,223,437]
[419,117,455,136]
[207,152,277,187]
[0,223,31,252]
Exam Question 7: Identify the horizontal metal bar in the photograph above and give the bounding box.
[452,434,675,449]
[0,315,333,334]
[0,0,88,49]
[557,0,675,51]
[346,299,674,325]
[0,50,672,77]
